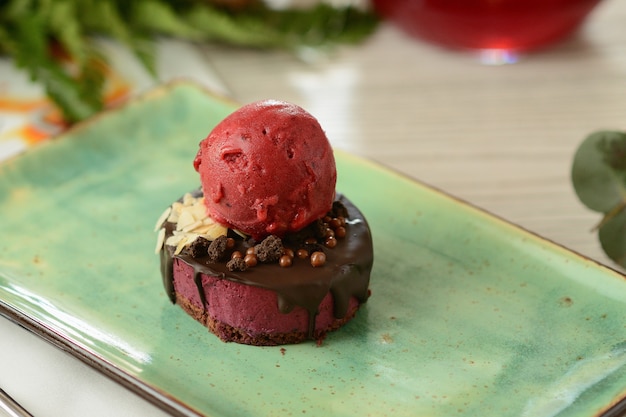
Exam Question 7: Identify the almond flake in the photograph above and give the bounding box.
[155,228,166,254]
[205,224,228,240]
[154,206,172,231]
[165,234,183,247]
[182,193,195,206]
[157,192,229,256]
[201,217,217,225]
[192,225,214,235]
[186,233,200,244]
[176,210,196,231]
[174,236,189,255]
[167,202,184,222]
[189,202,207,220]
[181,219,203,233]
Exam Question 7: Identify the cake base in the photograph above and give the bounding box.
[173,258,362,345]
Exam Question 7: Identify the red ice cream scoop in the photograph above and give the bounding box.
[194,100,337,240]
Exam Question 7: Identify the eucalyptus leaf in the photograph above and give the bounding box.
[572,129,626,269]
[598,207,626,268]
[571,130,626,213]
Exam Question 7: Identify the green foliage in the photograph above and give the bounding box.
[0,0,378,123]
[572,130,626,267]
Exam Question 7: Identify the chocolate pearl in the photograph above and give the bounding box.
[246,247,256,255]
[231,250,243,259]
[323,215,332,223]
[304,237,317,245]
[283,248,295,258]
[244,253,257,267]
[279,255,292,268]
[325,236,337,248]
[310,251,326,267]
[226,238,235,250]
[296,248,309,259]
[335,226,346,238]
[330,218,342,229]
[325,228,335,239]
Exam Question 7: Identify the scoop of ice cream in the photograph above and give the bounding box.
[193,100,337,239]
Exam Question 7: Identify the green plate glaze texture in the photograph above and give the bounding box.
[1,82,625,417]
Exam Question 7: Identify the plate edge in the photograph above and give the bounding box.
[335,149,626,282]
[0,299,203,417]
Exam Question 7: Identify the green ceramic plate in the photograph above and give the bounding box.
[1,82,625,417]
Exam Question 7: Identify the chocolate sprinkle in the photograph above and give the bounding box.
[207,235,229,262]
[226,257,248,272]
[185,236,211,258]
[254,235,283,263]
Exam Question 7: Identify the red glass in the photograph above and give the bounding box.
[372,0,602,52]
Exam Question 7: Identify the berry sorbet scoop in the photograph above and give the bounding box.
[193,100,337,239]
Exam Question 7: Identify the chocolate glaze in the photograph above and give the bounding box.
[159,191,373,340]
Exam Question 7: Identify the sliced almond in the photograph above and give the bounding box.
[158,192,230,255]
[192,224,214,235]
[154,206,172,231]
[176,210,196,231]
[233,229,248,239]
[182,193,195,206]
[174,236,188,255]
[205,224,228,240]
[165,234,183,247]
[155,228,166,254]
[201,217,217,225]
[181,219,203,233]
[171,201,184,212]
[189,202,207,220]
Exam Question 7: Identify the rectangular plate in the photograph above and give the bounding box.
[1,82,625,417]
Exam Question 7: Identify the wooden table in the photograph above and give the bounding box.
[1,0,625,414]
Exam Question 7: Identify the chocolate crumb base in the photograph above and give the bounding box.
[175,292,361,346]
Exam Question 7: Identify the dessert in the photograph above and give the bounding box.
[155,100,373,345]
[193,99,337,240]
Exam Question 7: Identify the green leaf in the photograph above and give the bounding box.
[180,3,378,49]
[38,63,102,122]
[571,130,626,213]
[0,0,107,122]
[47,0,86,63]
[572,130,626,268]
[0,0,378,124]
[598,207,626,268]
[131,1,204,39]
[182,5,286,47]
[81,0,157,76]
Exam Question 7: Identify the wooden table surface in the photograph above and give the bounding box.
[1,1,626,415]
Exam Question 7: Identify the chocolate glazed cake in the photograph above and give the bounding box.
[157,190,373,346]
